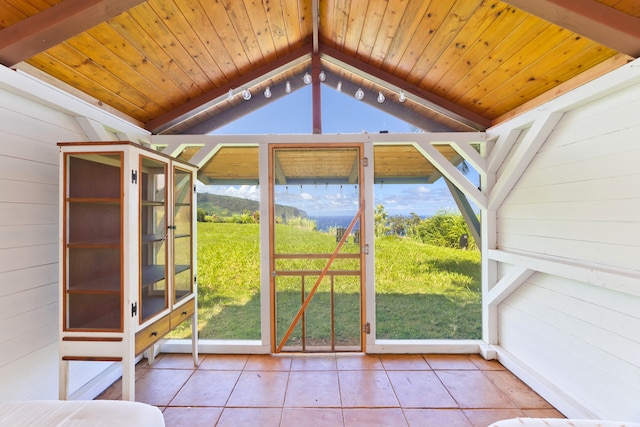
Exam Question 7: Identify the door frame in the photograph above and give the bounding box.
[267,142,367,353]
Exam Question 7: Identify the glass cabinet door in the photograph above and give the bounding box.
[64,153,123,331]
[173,166,193,303]
[139,156,168,322]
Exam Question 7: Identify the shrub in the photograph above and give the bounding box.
[415,210,477,250]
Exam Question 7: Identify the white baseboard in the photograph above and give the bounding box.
[493,345,595,419]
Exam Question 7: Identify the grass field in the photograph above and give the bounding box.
[168,222,481,341]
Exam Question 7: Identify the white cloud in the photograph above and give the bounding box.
[201,184,260,201]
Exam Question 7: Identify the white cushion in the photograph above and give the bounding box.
[0,400,165,427]
[489,418,640,427]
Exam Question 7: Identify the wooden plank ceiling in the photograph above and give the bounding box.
[178,144,464,185]
[0,0,638,136]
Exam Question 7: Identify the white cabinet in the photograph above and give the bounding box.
[58,142,198,400]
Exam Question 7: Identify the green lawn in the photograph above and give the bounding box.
[168,222,481,340]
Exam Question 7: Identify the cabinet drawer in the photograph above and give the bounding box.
[135,315,170,355]
[171,299,195,328]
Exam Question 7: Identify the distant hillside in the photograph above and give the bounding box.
[197,193,307,219]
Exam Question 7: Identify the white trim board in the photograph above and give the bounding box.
[488,249,640,299]
[0,65,150,142]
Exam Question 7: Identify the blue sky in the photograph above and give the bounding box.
[205,84,478,217]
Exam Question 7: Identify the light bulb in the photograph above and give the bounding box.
[399,90,406,102]
[242,89,251,100]
[303,72,312,84]
[318,71,326,81]
[227,88,233,100]
[285,81,292,93]
[336,81,342,92]
[355,88,364,100]
[377,91,385,103]
[264,87,272,98]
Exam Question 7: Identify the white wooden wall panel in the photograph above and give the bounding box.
[493,68,640,420]
[499,277,640,419]
[0,283,58,324]
[0,303,58,344]
[0,132,59,163]
[0,199,57,223]
[0,224,58,249]
[499,198,638,223]
[0,156,59,183]
[0,66,150,402]
[0,179,58,205]
[497,99,640,271]
[0,244,58,273]
[0,264,58,298]
[0,344,58,401]
[499,217,640,247]
[0,87,90,401]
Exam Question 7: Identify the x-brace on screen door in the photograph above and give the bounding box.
[269,144,365,353]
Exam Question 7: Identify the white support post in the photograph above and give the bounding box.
[58,359,69,400]
[363,141,376,351]
[259,143,272,350]
[121,354,135,401]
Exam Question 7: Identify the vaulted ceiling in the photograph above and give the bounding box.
[1,0,638,135]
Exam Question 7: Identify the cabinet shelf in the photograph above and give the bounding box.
[141,265,167,286]
[68,197,121,204]
[176,264,190,275]
[140,264,191,287]
[67,240,120,247]
[69,309,121,331]
[141,200,165,206]
[68,274,121,293]
[141,234,166,243]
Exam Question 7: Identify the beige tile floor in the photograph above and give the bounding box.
[98,353,564,427]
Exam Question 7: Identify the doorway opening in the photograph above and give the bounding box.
[269,144,366,352]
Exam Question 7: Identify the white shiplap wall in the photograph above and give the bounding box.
[494,72,640,420]
[0,67,149,401]
[0,88,84,400]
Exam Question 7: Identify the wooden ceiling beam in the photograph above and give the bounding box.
[320,44,491,131]
[504,0,640,57]
[312,52,322,134]
[320,72,454,132]
[178,76,308,135]
[0,0,146,67]
[147,43,313,134]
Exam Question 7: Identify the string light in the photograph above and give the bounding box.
[285,81,292,93]
[242,89,251,100]
[399,90,406,102]
[318,71,326,82]
[377,91,385,103]
[303,72,312,84]
[264,86,271,98]
[227,88,233,100]
[355,88,364,100]
[336,81,342,92]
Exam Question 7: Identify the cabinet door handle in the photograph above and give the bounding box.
[151,331,158,337]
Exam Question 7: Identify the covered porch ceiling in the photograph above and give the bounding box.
[177,143,469,185]
[1,0,638,137]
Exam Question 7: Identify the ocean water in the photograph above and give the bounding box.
[310,215,357,232]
